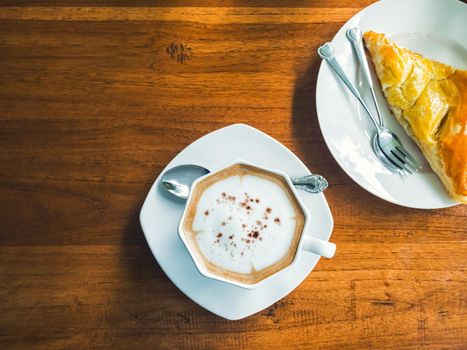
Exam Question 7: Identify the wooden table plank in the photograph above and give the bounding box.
[1,0,375,8]
[1,244,465,349]
[0,2,466,349]
[0,7,361,22]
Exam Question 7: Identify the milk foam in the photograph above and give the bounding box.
[192,173,299,274]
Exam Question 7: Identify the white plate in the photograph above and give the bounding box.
[140,124,333,320]
[316,0,466,209]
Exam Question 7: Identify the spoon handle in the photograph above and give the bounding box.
[318,42,380,131]
[346,27,384,126]
[290,174,328,194]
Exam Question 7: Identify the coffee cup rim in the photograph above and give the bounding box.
[177,159,311,290]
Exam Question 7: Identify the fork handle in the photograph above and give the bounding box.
[346,27,384,127]
[318,42,380,131]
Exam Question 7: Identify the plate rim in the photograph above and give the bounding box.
[315,0,463,209]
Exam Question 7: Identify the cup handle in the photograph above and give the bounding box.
[302,235,336,258]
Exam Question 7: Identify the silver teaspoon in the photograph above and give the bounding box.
[161,164,328,200]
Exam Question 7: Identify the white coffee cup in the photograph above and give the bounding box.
[178,159,335,289]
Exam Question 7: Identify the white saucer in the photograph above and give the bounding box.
[140,124,333,320]
[316,0,466,209]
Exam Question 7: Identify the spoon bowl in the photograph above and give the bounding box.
[161,165,209,199]
[371,133,400,172]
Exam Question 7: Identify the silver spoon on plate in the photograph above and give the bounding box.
[161,164,328,200]
[317,42,421,174]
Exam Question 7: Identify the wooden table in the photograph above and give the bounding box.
[1,1,466,349]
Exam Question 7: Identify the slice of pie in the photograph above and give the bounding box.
[363,31,467,204]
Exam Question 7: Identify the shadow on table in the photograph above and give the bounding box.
[117,185,213,325]
[290,58,343,184]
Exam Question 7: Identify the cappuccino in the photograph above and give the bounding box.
[181,164,305,285]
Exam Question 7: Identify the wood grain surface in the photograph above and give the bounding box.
[0,1,466,349]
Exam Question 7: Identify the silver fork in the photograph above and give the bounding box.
[318,42,419,174]
[346,27,422,172]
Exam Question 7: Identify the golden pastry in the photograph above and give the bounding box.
[363,31,466,204]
